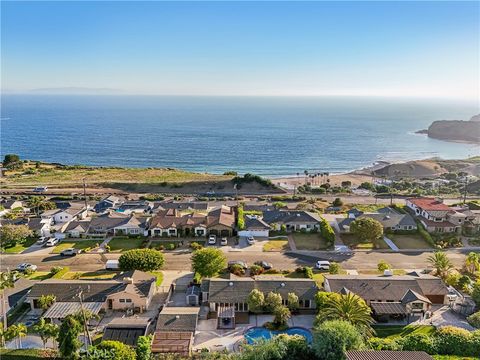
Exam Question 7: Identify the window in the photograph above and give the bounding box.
[119,299,125,303]
[411,302,424,310]
[125,299,132,303]
[303,300,310,308]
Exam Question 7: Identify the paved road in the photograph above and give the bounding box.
[0,248,469,273]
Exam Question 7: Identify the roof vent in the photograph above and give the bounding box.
[123,277,134,284]
[281,283,285,287]
[383,269,393,277]
[175,315,180,319]
[228,282,234,287]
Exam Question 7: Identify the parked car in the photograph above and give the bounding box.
[208,235,217,245]
[315,260,331,270]
[334,245,352,255]
[254,261,272,270]
[60,248,80,256]
[105,260,120,270]
[45,238,59,247]
[228,260,248,269]
[36,236,49,245]
[16,263,37,272]
[33,186,48,193]
[220,237,228,246]
[246,236,255,245]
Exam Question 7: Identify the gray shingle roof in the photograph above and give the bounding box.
[324,275,447,303]
[262,210,320,225]
[156,307,199,332]
[244,216,271,230]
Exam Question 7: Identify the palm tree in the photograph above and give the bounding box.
[316,292,374,335]
[6,323,27,349]
[33,318,59,349]
[0,321,5,347]
[0,271,15,332]
[465,252,480,274]
[428,251,453,279]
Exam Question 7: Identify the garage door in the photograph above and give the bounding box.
[238,230,269,238]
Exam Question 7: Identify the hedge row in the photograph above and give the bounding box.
[417,221,436,248]
[319,217,335,247]
[368,326,480,357]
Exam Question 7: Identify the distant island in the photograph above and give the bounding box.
[416,114,480,144]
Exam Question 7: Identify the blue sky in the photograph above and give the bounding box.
[1,1,479,99]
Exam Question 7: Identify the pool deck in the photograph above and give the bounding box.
[193,314,315,352]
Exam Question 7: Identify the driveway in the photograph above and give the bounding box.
[420,306,475,331]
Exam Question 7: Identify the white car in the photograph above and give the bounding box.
[208,235,217,245]
[36,236,48,245]
[16,263,37,272]
[60,248,79,256]
[45,238,59,247]
[246,236,255,245]
[315,260,331,270]
[33,186,48,193]
[220,237,228,246]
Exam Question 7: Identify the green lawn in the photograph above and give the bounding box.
[341,234,389,250]
[2,237,37,254]
[26,271,53,281]
[149,271,164,286]
[107,237,145,252]
[263,240,290,252]
[373,325,436,338]
[433,356,480,360]
[52,240,100,253]
[62,270,118,280]
[359,269,406,276]
[389,234,433,249]
[292,233,331,250]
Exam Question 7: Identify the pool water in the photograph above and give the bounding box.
[244,327,313,344]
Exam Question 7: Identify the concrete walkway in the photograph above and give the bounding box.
[287,234,297,251]
[383,236,399,251]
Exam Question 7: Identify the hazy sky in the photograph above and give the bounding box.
[2,1,479,99]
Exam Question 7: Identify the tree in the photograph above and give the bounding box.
[427,251,453,279]
[191,248,226,278]
[316,292,373,335]
[341,181,352,188]
[273,305,291,327]
[329,262,340,274]
[265,292,283,312]
[467,311,480,329]
[3,154,21,169]
[118,249,165,272]
[249,264,263,275]
[6,323,27,349]
[315,292,342,311]
[377,260,391,272]
[27,196,56,216]
[136,335,152,360]
[0,224,32,248]
[239,334,313,360]
[58,315,82,359]
[38,294,56,311]
[246,289,265,313]
[465,252,480,274]
[33,318,59,349]
[472,280,480,306]
[287,292,299,312]
[312,320,365,360]
[332,198,343,207]
[350,218,383,247]
[97,340,136,360]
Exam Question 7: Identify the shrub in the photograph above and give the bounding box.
[332,197,343,207]
[165,243,176,251]
[287,292,299,312]
[367,337,402,351]
[315,292,341,311]
[417,222,435,248]
[49,266,63,275]
[237,204,245,230]
[230,264,245,276]
[401,333,435,354]
[312,320,365,360]
[377,260,391,272]
[136,335,152,360]
[249,265,263,276]
[319,217,335,247]
[118,249,165,272]
[467,311,480,328]
[304,266,314,279]
[97,340,136,360]
[189,242,203,251]
[265,292,283,312]
[433,326,472,356]
[329,262,340,274]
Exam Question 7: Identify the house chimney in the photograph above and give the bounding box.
[123,277,134,284]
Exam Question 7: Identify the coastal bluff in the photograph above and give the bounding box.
[418,114,480,144]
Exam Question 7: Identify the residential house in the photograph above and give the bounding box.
[41,203,88,224]
[116,200,152,215]
[238,215,271,238]
[149,209,207,237]
[89,212,148,236]
[27,217,51,237]
[26,270,156,319]
[151,307,200,356]
[406,198,466,233]
[262,210,321,232]
[0,199,25,216]
[62,220,90,237]
[103,317,152,346]
[151,201,209,214]
[94,195,122,213]
[201,276,318,328]
[324,274,449,323]
[0,278,34,323]
[337,207,417,233]
[205,205,236,237]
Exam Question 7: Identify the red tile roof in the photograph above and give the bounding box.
[408,198,451,211]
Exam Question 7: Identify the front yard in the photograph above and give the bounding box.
[388,234,433,249]
[52,240,100,253]
[341,234,389,250]
[263,240,290,252]
[2,237,37,254]
[107,237,146,252]
[291,233,331,250]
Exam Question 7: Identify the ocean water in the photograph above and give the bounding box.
[1,95,479,176]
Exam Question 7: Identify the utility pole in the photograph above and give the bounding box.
[83,178,88,210]
[77,289,92,347]
[463,177,468,204]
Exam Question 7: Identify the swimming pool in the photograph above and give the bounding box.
[244,327,313,345]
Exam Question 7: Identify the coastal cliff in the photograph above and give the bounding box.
[419,114,480,143]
